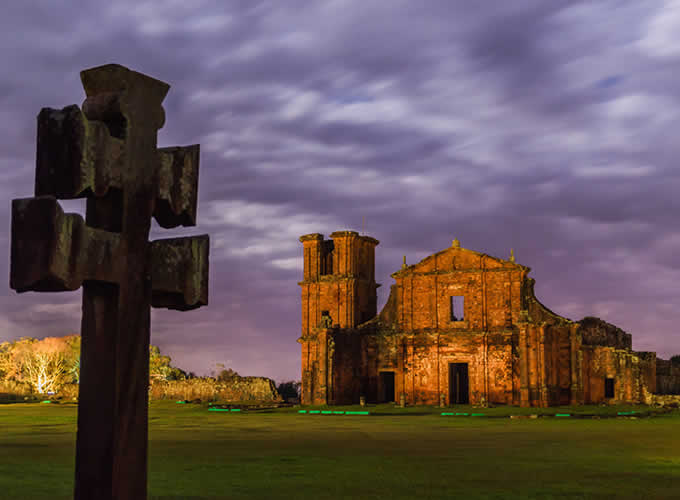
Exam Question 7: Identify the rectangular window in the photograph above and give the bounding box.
[450,296,464,322]
[320,240,334,275]
[604,378,615,398]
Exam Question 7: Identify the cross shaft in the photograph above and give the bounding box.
[10,64,209,500]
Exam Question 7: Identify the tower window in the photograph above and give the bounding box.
[450,296,464,322]
[320,240,334,275]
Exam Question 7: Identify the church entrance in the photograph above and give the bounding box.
[449,363,469,404]
[379,371,395,403]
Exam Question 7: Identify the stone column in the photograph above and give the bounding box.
[538,324,549,407]
[318,330,328,405]
[528,326,539,406]
[519,322,529,407]
[569,324,582,405]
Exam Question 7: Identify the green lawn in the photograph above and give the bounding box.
[1,401,678,499]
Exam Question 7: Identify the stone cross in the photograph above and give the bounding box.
[10,64,210,500]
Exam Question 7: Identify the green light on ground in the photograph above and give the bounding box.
[345,411,369,415]
[455,413,469,416]
[321,410,332,414]
[208,408,229,412]
[441,412,454,416]
[309,410,320,414]
[41,400,51,404]
[230,409,241,412]
[298,410,307,413]
[471,413,485,416]
[332,411,345,414]
[176,401,186,404]
[555,414,570,417]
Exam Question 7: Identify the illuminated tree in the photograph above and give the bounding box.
[2,335,186,390]
[13,336,71,394]
[63,334,81,384]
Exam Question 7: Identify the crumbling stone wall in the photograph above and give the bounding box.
[656,359,680,395]
[151,376,282,402]
[579,346,654,403]
[578,316,632,349]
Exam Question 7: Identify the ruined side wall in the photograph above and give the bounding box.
[579,346,655,404]
[656,359,680,395]
[525,278,572,325]
[578,316,632,350]
[150,377,282,402]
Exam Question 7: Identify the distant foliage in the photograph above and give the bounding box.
[211,363,240,381]
[55,383,79,400]
[1,334,186,398]
[0,379,33,402]
[670,355,680,366]
[0,335,78,394]
[277,380,301,401]
[149,345,187,382]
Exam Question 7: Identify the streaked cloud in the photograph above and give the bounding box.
[0,0,678,382]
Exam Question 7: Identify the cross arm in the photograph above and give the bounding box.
[35,105,124,199]
[154,144,200,228]
[35,104,200,229]
[150,234,209,311]
[10,196,122,292]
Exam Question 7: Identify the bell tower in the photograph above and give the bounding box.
[298,230,380,335]
[298,230,380,404]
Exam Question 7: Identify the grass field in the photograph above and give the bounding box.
[1,401,678,499]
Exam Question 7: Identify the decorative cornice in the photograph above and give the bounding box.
[299,233,323,242]
[330,230,359,238]
[298,274,381,285]
[391,266,529,279]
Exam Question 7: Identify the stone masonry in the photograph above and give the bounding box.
[298,232,678,407]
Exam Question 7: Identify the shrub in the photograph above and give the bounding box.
[277,380,301,401]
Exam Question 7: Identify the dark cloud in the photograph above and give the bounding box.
[1,0,678,383]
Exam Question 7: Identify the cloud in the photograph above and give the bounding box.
[0,0,678,376]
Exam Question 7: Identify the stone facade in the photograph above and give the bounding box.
[298,232,678,407]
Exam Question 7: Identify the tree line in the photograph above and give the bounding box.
[0,334,300,400]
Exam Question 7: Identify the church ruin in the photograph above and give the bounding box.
[298,231,678,407]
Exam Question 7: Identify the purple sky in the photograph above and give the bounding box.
[1,1,679,383]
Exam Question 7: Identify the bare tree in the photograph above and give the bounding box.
[13,337,71,394]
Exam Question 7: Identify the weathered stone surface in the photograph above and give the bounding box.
[10,63,209,500]
[11,197,209,312]
[299,232,669,408]
[36,105,125,198]
[154,145,200,228]
[578,316,632,349]
[150,235,209,311]
[151,376,282,402]
[11,196,122,292]
[656,358,680,395]
[35,103,200,229]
